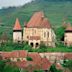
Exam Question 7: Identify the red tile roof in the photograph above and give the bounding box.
[0,50,27,59]
[66,23,72,31]
[16,61,27,68]
[66,27,72,31]
[26,11,51,28]
[41,58,51,70]
[1,52,11,59]
[28,53,42,64]
[41,18,51,28]
[27,53,52,70]
[11,50,27,58]
[29,36,40,40]
[15,57,51,70]
[15,61,39,71]
[13,18,22,30]
[64,53,72,59]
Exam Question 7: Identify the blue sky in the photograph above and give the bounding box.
[0,0,33,9]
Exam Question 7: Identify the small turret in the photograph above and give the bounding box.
[13,18,22,43]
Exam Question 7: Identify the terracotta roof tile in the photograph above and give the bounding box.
[15,57,51,70]
[41,18,51,28]
[13,18,22,30]
[26,11,51,28]
[16,61,27,68]
[1,52,11,59]
[41,58,51,70]
[11,50,27,58]
[66,27,72,31]
[66,23,72,31]
[64,53,72,59]
[28,53,42,63]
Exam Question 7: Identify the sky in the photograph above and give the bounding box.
[0,0,33,9]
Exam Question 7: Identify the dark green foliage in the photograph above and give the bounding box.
[0,41,32,51]
[26,56,33,61]
[34,70,44,72]
[49,64,57,72]
[55,27,65,40]
[0,41,72,52]
[3,64,19,72]
[0,60,20,72]
[49,64,62,72]
[38,43,47,52]
[62,60,72,71]
[0,60,6,72]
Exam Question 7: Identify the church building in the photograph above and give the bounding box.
[13,11,56,48]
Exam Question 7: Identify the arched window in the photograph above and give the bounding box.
[30,42,33,47]
[44,32,49,38]
[36,43,39,48]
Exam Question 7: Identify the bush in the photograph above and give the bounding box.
[26,56,33,61]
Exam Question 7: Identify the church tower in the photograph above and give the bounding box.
[13,18,22,43]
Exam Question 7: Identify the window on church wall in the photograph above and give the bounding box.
[32,29,36,35]
[44,32,49,38]
[47,32,49,38]
[32,29,34,35]
[34,30,36,34]
[44,32,46,38]
[27,36,29,39]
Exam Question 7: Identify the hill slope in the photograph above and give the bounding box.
[0,0,72,39]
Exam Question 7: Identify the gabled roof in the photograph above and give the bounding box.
[41,18,51,28]
[0,50,27,59]
[64,53,72,59]
[28,53,42,63]
[11,50,27,58]
[65,23,72,31]
[13,18,22,30]
[26,11,51,28]
[41,58,51,70]
[1,52,11,58]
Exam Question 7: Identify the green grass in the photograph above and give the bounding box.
[0,42,72,52]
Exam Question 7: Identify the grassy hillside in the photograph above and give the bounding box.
[0,0,72,39]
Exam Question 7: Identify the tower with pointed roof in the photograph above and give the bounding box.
[13,18,22,42]
[64,23,72,46]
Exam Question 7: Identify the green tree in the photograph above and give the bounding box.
[26,56,33,61]
[3,64,19,72]
[63,60,72,72]
[0,60,6,72]
[49,64,62,72]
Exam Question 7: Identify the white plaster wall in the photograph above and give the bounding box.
[13,32,22,42]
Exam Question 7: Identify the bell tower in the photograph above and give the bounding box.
[13,18,22,43]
